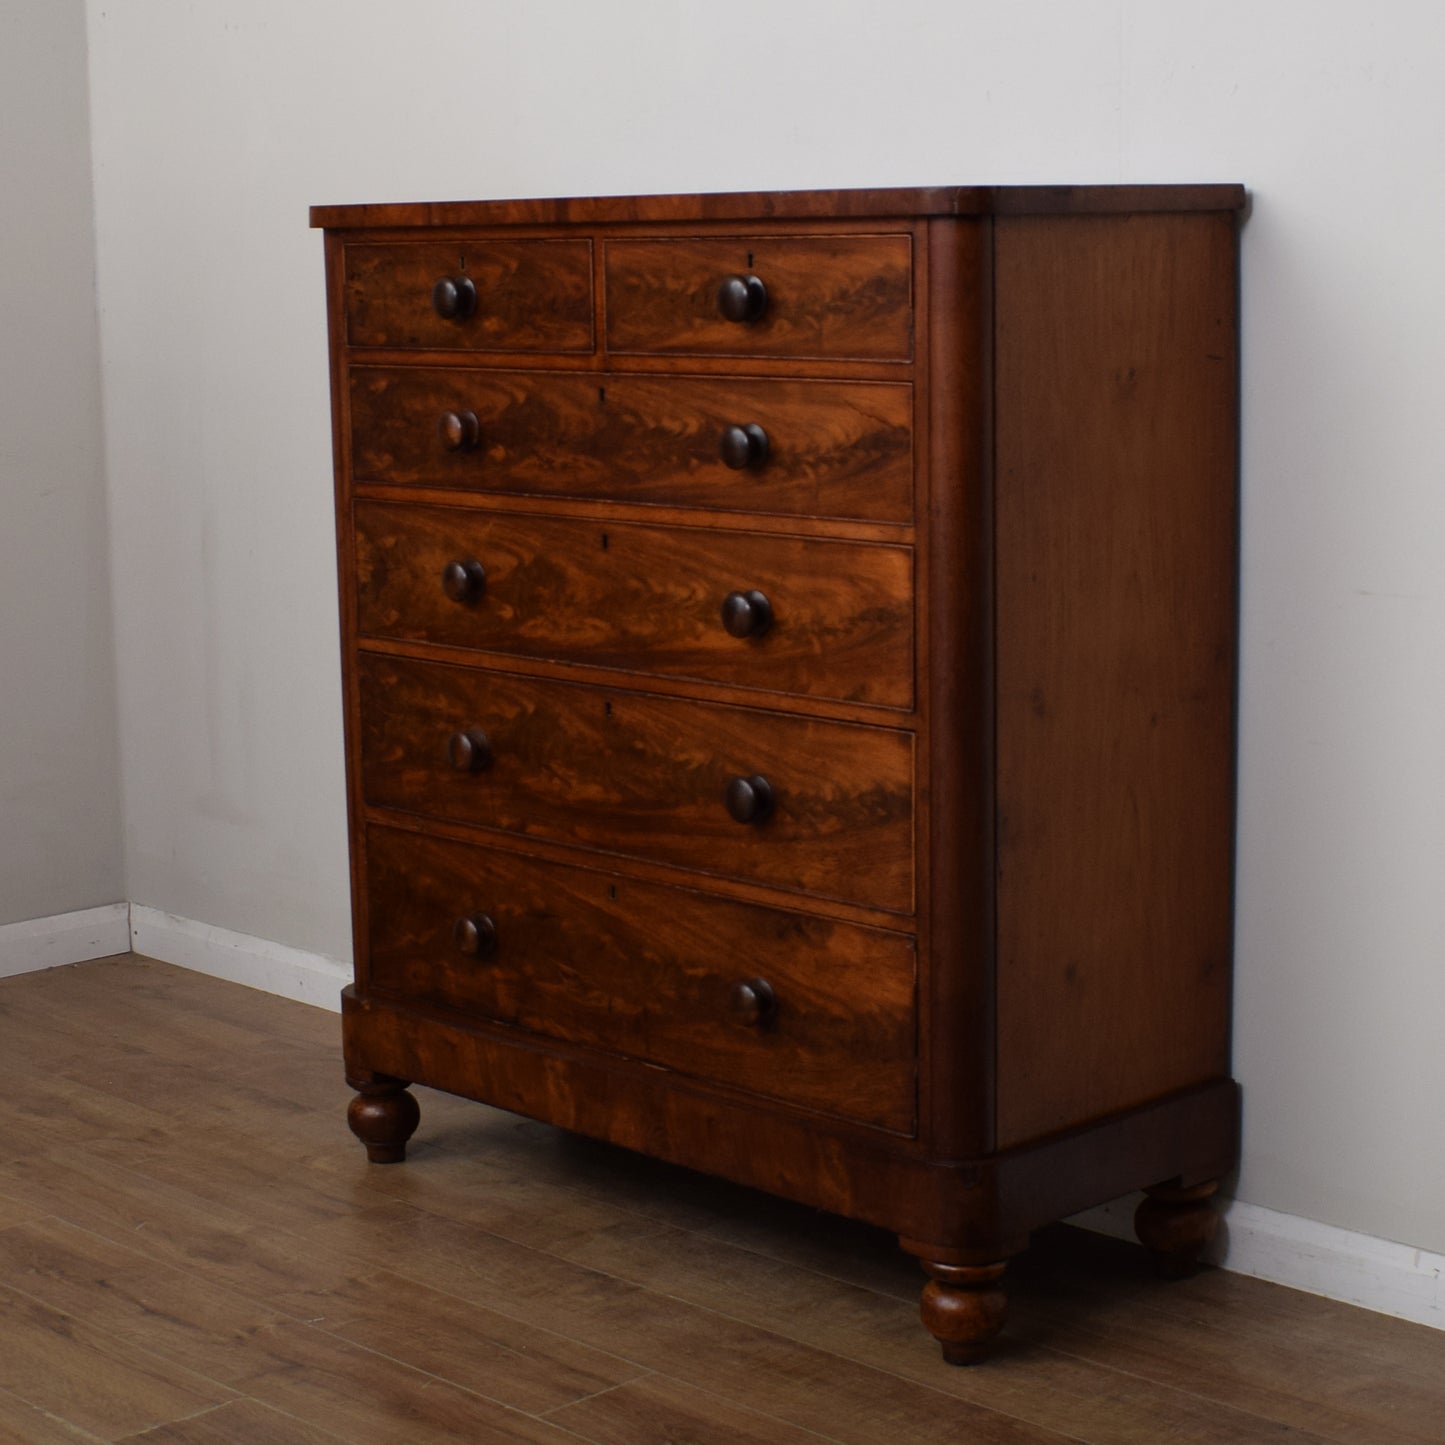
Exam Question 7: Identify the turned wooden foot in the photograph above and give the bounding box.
[1134,1179,1221,1277]
[345,1072,420,1163]
[917,1259,1008,1365]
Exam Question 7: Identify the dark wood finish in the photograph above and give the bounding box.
[605,235,913,360]
[992,211,1239,1147]
[916,1260,1009,1365]
[344,239,593,351]
[316,186,1243,1363]
[364,824,917,1131]
[1134,1180,1223,1277]
[357,654,915,912]
[311,183,1248,230]
[342,1071,419,1163]
[353,500,915,707]
[348,367,914,522]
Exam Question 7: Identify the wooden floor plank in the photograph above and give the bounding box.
[0,1282,235,1440]
[545,1374,849,1445]
[216,1319,595,1444]
[284,1199,1080,1445]
[114,1400,348,1445]
[0,1387,105,1445]
[291,1268,651,1417]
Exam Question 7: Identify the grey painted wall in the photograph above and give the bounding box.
[0,0,122,925]
[75,0,1445,1258]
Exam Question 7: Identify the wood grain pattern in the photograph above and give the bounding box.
[993,211,1239,1147]
[605,235,913,361]
[357,654,915,913]
[13,958,1419,1444]
[353,500,915,708]
[344,239,593,351]
[310,184,1248,230]
[349,367,914,522]
[364,824,918,1132]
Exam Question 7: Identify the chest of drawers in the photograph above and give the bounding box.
[312,184,1245,1362]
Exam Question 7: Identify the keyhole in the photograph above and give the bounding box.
[746,251,754,268]
[608,885,618,900]
[601,533,609,551]
[459,254,466,270]
[604,699,612,717]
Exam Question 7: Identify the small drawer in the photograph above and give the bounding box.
[349,367,914,524]
[364,824,917,1132]
[344,239,593,351]
[605,234,913,361]
[353,501,914,709]
[358,655,915,914]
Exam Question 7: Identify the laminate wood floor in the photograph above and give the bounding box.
[0,956,1440,1444]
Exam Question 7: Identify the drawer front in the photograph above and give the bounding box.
[344,240,593,351]
[354,502,914,708]
[365,824,917,1132]
[605,235,913,361]
[350,368,914,524]
[358,655,915,913]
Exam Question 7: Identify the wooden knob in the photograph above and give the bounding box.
[717,273,768,323]
[730,977,776,1027]
[438,410,480,452]
[446,728,493,773]
[442,559,487,603]
[726,774,774,824]
[720,424,769,471]
[431,275,477,320]
[453,914,497,957]
[721,589,772,639]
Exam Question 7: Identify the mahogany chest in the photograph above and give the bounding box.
[312,184,1245,1362]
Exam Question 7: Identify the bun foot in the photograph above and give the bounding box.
[918,1260,1008,1365]
[1135,1179,1221,1277]
[346,1072,420,1163]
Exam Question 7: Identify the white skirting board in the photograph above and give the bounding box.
[0,902,131,978]
[1069,1196,1443,1332]
[9,901,1440,1336]
[128,904,350,1013]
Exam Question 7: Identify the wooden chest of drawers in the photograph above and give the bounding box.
[312,184,1245,1362]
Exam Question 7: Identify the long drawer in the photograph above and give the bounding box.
[349,367,914,523]
[357,654,915,913]
[604,234,913,361]
[353,501,914,708]
[344,239,594,352]
[364,824,917,1132]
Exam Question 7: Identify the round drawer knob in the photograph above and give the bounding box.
[453,913,498,957]
[442,558,487,604]
[730,977,776,1028]
[719,423,769,471]
[431,275,477,321]
[438,409,480,452]
[726,774,774,824]
[717,273,768,324]
[721,589,772,639]
[447,728,493,773]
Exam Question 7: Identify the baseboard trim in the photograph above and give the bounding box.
[129,904,349,1013]
[0,902,132,979]
[1070,1195,1443,1331]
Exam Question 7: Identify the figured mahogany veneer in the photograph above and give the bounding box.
[604,234,913,360]
[364,823,917,1131]
[345,239,593,351]
[357,653,915,912]
[349,367,914,522]
[315,184,1245,1364]
[353,500,914,707]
